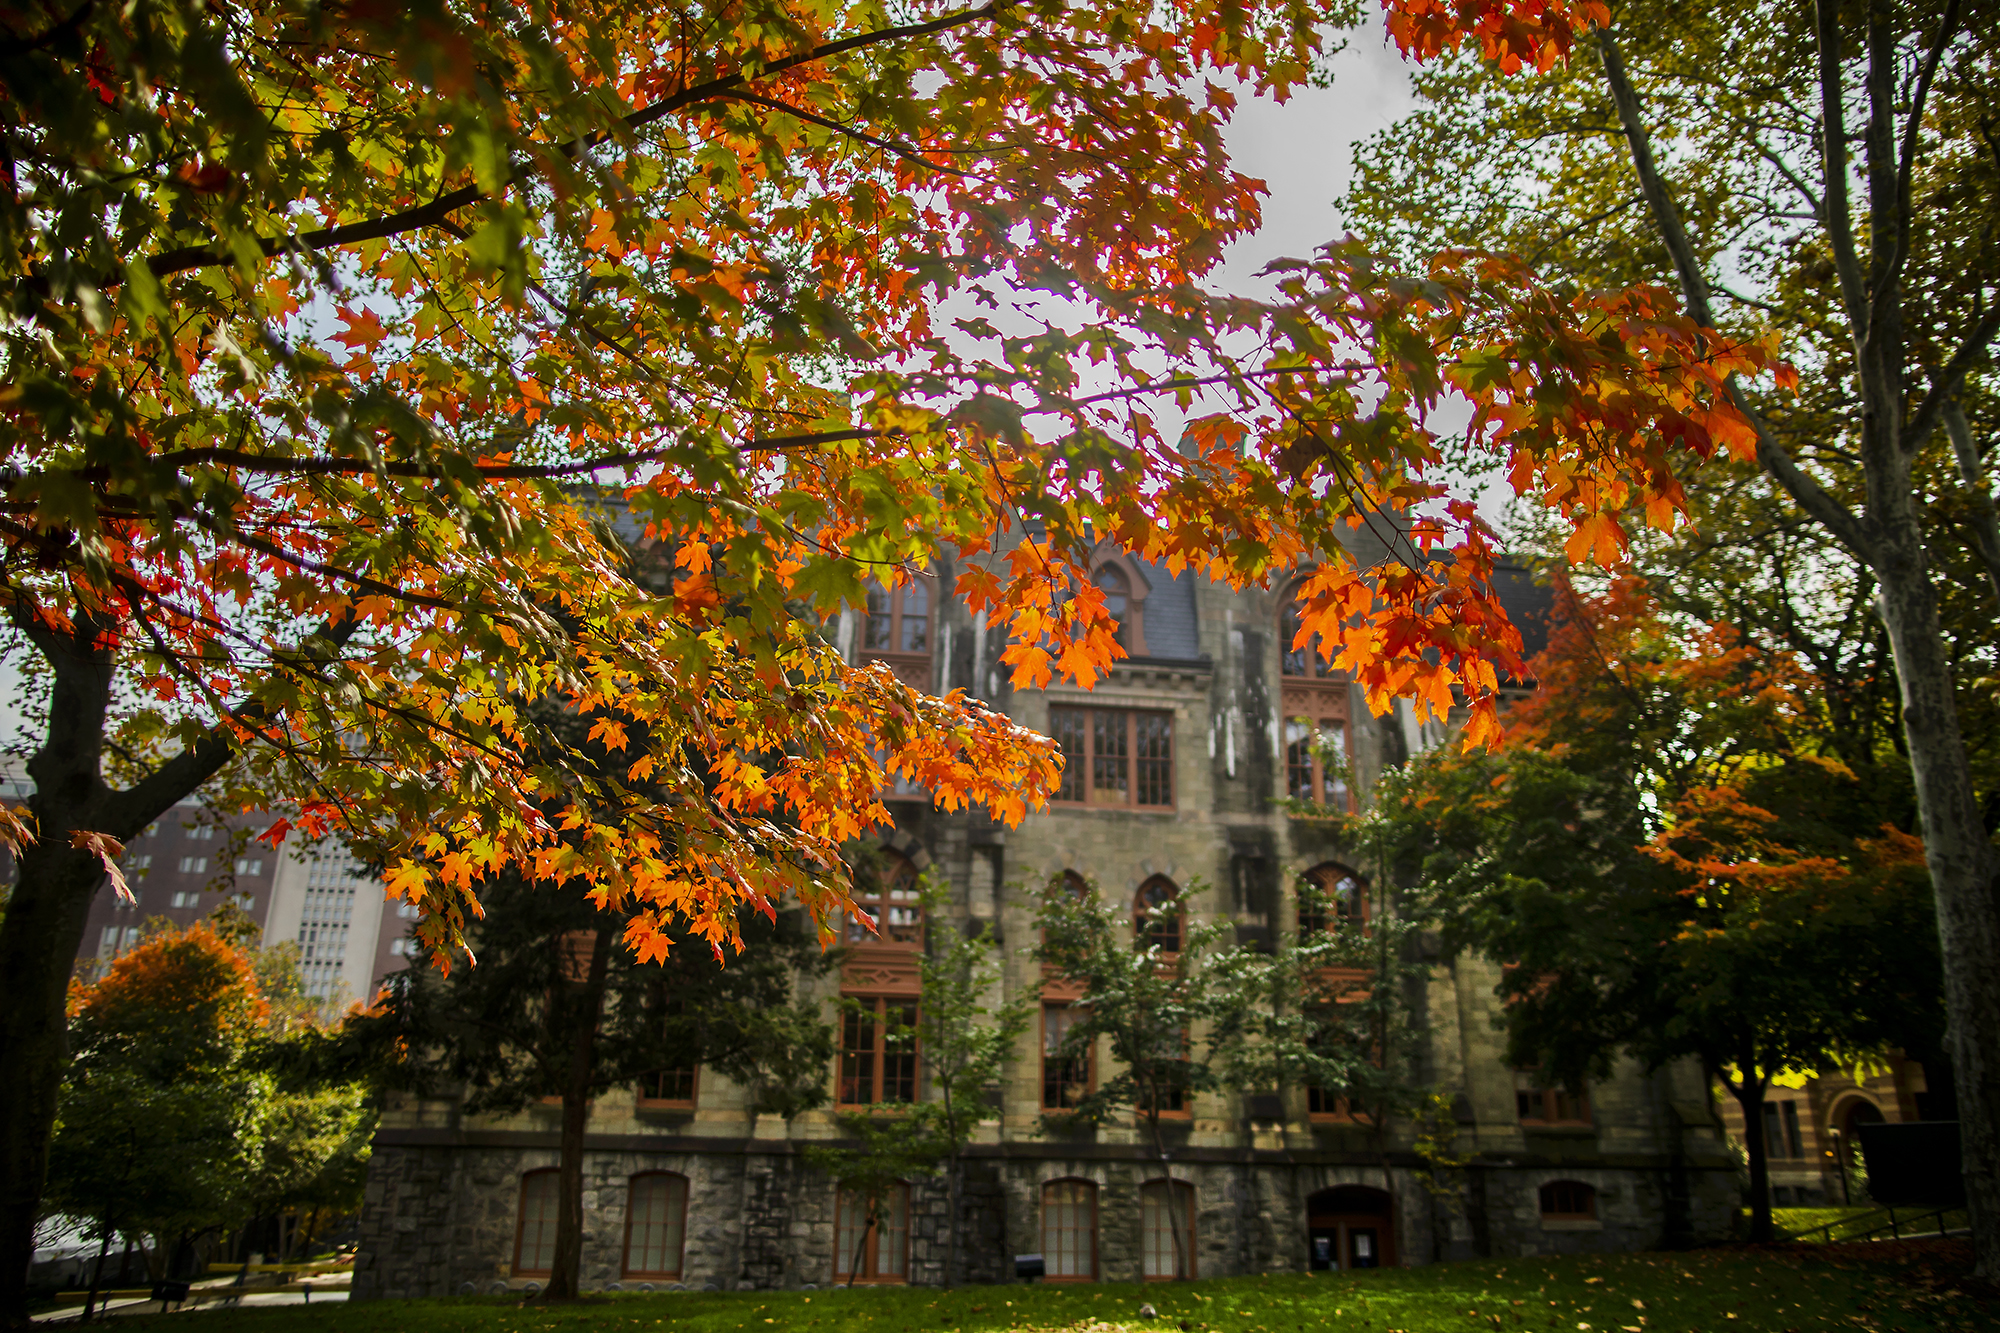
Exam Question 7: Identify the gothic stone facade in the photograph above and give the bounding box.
[353,552,1739,1299]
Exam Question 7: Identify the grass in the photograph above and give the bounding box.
[62,1241,1987,1333]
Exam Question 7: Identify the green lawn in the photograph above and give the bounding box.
[84,1242,1987,1333]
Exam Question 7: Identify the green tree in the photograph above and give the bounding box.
[910,875,1030,1287]
[1344,0,2000,1268]
[1370,581,1946,1242]
[42,924,271,1306]
[1032,874,1230,1281]
[358,871,834,1299]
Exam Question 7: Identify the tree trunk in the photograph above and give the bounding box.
[1143,1105,1187,1280]
[0,619,115,1330]
[80,1229,113,1322]
[544,921,614,1301]
[1596,17,2000,1279]
[945,1148,961,1289]
[1871,525,2000,1274]
[1728,1075,1773,1243]
[0,611,250,1329]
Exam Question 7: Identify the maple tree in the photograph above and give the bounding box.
[0,0,1776,1314]
[1375,579,1945,1242]
[1344,0,2000,1271]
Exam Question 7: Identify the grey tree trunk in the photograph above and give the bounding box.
[1596,10,2000,1277]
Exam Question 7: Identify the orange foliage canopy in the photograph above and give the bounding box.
[69,924,269,1045]
[2,0,1783,964]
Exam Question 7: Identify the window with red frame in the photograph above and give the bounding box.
[1041,1179,1099,1281]
[1297,863,1367,936]
[1140,1179,1197,1280]
[1133,875,1182,953]
[847,848,922,947]
[513,1169,560,1277]
[834,1182,910,1283]
[1516,1073,1592,1126]
[1041,1003,1092,1110]
[839,997,919,1106]
[622,1172,688,1278]
[1050,707,1174,808]
[1284,716,1352,810]
[1538,1180,1597,1220]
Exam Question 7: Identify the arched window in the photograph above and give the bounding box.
[1538,1180,1597,1220]
[1042,1179,1099,1281]
[1140,1179,1196,1280]
[514,1169,561,1277]
[833,1182,910,1283]
[1133,875,1182,953]
[623,1172,689,1279]
[859,575,934,690]
[1279,593,1335,678]
[1279,585,1353,811]
[848,848,922,947]
[1096,564,1133,651]
[1298,864,1367,936]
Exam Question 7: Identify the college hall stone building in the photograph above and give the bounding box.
[352,545,1739,1298]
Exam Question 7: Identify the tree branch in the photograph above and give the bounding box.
[1902,301,2000,452]
[1891,0,1961,287]
[136,3,1004,282]
[97,617,361,838]
[1941,399,2000,613]
[1597,28,1874,560]
[1812,0,1872,338]
[716,92,973,178]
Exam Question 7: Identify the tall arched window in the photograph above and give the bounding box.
[1280,585,1353,811]
[1279,594,1335,678]
[1297,863,1367,936]
[1140,1178,1197,1280]
[859,575,934,689]
[1042,1179,1098,1281]
[1096,564,1133,651]
[847,847,922,947]
[1133,875,1182,953]
[514,1169,561,1277]
[623,1172,689,1279]
[833,1182,910,1283]
[1538,1180,1597,1221]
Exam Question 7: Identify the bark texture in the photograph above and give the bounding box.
[1596,7,2000,1277]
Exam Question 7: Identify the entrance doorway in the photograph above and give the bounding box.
[1306,1186,1396,1271]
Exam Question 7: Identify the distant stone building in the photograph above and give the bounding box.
[353,548,1739,1298]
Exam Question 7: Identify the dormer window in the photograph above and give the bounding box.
[859,575,934,691]
[1096,565,1132,651]
[1088,549,1149,656]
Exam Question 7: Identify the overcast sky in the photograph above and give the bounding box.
[1215,21,1419,289]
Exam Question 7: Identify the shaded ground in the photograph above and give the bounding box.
[30,1240,1990,1333]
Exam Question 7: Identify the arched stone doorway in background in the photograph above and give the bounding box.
[1306,1185,1396,1271]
